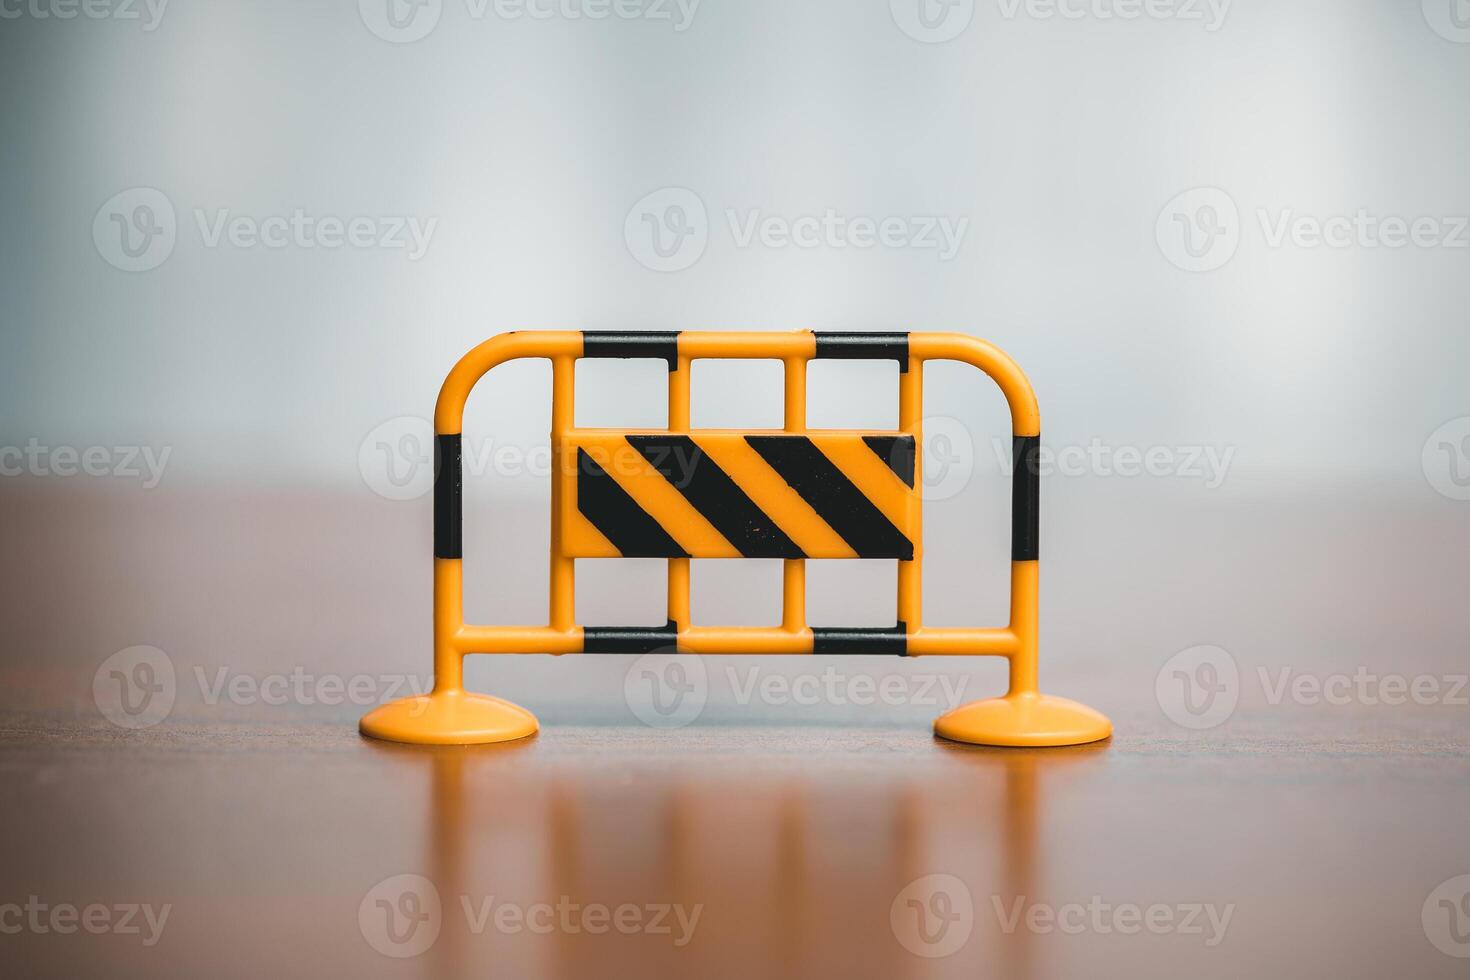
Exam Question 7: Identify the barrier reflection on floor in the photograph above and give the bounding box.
[364,732,1110,979]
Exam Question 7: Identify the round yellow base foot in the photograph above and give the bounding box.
[359,690,538,746]
[934,692,1112,747]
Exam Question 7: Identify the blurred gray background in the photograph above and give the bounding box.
[1,0,1466,726]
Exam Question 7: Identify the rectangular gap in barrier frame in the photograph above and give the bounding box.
[918,359,1011,627]
[461,358,551,626]
[575,559,668,627]
[690,559,782,626]
[805,559,897,628]
[575,358,668,429]
[690,359,784,429]
[806,359,899,430]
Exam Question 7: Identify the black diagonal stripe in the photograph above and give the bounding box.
[744,436,914,560]
[626,435,803,559]
[862,435,915,489]
[576,448,688,558]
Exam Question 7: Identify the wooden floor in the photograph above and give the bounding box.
[4,697,1469,979]
[3,482,1469,978]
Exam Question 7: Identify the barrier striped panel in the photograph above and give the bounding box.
[560,431,918,560]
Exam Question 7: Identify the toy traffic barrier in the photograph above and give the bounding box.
[359,330,1112,747]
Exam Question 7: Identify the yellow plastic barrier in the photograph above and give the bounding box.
[359,330,1112,747]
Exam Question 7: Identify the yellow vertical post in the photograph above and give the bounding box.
[1007,560,1039,696]
[549,353,576,633]
[896,358,923,633]
[781,352,807,636]
[433,558,463,694]
[668,351,692,639]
